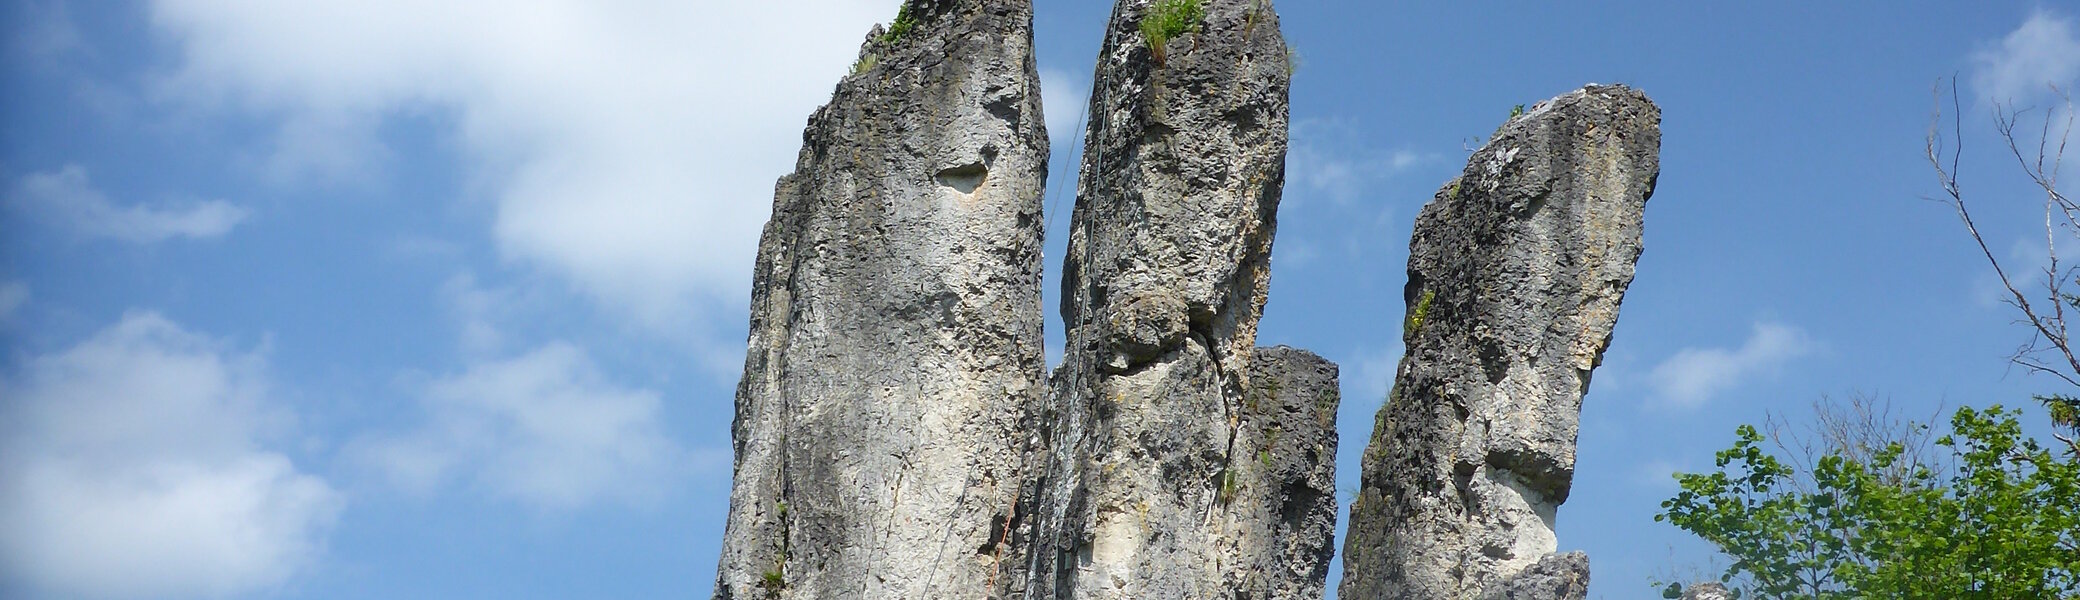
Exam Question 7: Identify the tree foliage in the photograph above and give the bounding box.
[1658,405,2080,599]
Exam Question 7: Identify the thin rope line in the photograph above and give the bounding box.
[1043,78,1094,238]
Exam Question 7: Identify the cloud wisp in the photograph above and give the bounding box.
[1286,118,1437,207]
[147,0,892,325]
[0,312,340,600]
[1973,9,2080,106]
[1645,322,1817,410]
[1039,67,1090,154]
[7,165,247,244]
[0,282,26,322]
[351,342,698,510]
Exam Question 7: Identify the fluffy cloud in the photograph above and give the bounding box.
[0,282,26,321]
[146,0,892,324]
[353,343,696,509]
[1973,10,2080,104]
[8,165,247,243]
[1646,322,1816,410]
[0,312,340,599]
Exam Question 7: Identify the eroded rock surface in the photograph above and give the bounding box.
[1004,1,1327,598]
[1225,346,1341,600]
[1476,552,1591,600]
[711,1,1048,597]
[1681,583,1734,600]
[1339,85,1662,600]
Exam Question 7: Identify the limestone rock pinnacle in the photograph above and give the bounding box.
[1005,1,1336,599]
[1338,84,1662,600]
[711,1,1048,597]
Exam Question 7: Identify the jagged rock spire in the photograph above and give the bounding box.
[1339,84,1662,600]
[1004,1,1336,599]
[710,1,1048,597]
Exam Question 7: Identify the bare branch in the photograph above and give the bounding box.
[1932,77,2080,389]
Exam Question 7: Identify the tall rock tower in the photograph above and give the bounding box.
[1339,85,1661,600]
[1007,1,1338,599]
[711,1,1048,597]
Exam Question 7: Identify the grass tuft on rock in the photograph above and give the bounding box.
[1139,0,1204,63]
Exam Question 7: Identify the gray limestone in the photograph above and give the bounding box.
[1476,552,1591,600]
[710,3,1668,599]
[1339,85,1662,600]
[1226,346,1341,600]
[711,1,1048,597]
[1005,1,1327,598]
[1681,582,1734,600]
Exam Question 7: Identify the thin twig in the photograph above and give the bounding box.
[1932,79,2080,386]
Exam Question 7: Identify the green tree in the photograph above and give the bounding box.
[1658,405,2080,598]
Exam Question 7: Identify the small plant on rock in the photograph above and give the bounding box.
[1405,289,1436,336]
[1491,104,1528,141]
[881,2,917,44]
[1139,0,1204,63]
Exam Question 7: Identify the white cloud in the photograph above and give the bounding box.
[439,273,512,358]
[258,111,390,186]
[0,312,340,599]
[8,165,247,243]
[0,282,26,321]
[1339,341,1406,416]
[1973,10,2080,104]
[147,0,892,324]
[1646,322,1816,410]
[1041,67,1090,151]
[1286,118,1438,207]
[352,343,699,509]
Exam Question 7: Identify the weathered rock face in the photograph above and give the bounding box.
[1339,85,1661,600]
[1005,1,1328,598]
[1225,346,1341,600]
[711,1,1047,597]
[1681,582,1734,600]
[1475,552,1591,600]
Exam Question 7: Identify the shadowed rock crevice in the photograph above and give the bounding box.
[938,161,990,194]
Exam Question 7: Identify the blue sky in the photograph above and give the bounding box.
[1,1,2076,598]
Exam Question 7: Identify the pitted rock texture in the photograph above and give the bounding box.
[1005,1,1311,598]
[1339,85,1661,600]
[711,1,1048,597]
[1476,552,1591,600]
[1224,346,1341,600]
[1681,582,1733,600]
